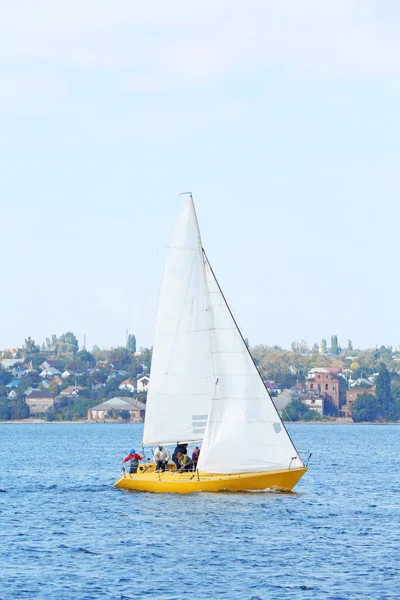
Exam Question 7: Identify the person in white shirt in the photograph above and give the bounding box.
[154,445,170,472]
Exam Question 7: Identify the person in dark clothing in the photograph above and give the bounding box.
[172,442,188,471]
[177,452,193,472]
[192,447,200,469]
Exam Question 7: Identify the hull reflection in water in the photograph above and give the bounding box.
[114,464,307,494]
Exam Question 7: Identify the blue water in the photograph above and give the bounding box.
[0,424,399,600]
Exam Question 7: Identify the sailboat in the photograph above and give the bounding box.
[115,195,307,493]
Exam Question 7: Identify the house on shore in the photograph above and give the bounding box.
[118,379,137,393]
[342,382,376,418]
[306,368,340,410]
[59,386,84,398]
[87,397,146,421]
[137,376,149,393]
[25,390,54,415]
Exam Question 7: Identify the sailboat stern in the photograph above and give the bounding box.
[114,466,307,494]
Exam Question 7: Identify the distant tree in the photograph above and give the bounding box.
[330,335,339,355]
[119,410,131,421]
[109,347,132,370]
[311,343,319,354]
[321,339,327,354]
[45,407,56,422]
[73,397,95,417]
[378,346,393,362]
[48,380,60,397]
[23,337,40,355]
[138,347,152,372]
[91,345,101,355]
[274,371,298,389]
[283,399,320,421]
[351,393,379,422]
[347,339,353,352]
[291,340,308,354]
[338,376,348,407]
[0,401,12,420]
[75,349,96,368]
[126,334,137,353]
[389,384,400,421]
[376,362,392,418]
[0,369,12,386]
[59,332,79,355]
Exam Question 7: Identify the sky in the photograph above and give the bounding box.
[1,0,400,352]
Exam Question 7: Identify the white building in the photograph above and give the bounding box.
[118,379,136,393]
[137,376,149,393]
[87,397,146,421]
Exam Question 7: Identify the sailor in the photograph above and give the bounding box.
[177,452,194,472]
[192,446,200,469]
[122,448,143,474]
[172,442,188,470]
[154,445,170,472]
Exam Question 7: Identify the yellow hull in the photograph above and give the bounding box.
[114,466,307,494]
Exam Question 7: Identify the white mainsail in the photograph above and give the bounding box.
[196,258,304,474]
[142,197,214,446]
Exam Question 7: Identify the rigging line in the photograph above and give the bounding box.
[202,248,303,466]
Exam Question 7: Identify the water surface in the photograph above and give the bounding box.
[0,423,399,599]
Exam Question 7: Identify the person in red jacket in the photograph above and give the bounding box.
[122,448,143,474]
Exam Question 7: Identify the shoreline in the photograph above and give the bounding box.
[1,419,399,425]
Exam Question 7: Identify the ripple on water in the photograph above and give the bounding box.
[0,423,399,599]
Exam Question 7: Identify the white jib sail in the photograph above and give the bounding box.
[142,197,214,446]
[197,259,304,474]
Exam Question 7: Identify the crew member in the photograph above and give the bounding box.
[122,448,143,474]
[154,445,170,472]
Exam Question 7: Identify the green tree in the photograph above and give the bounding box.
[291,340,308,354]
[59,332,79,355]
[347,339,353,352]
[119,410,131,421]
[389,384,400,421]
[109,347,132,370]
[48,380,60,397]
[75,349,96,368]
[330,335,339,355]
[376,362,392,417]
[45,407,56,421]
[283,398,320,421]
[321,339,327,354]
[127,334,137,353]
[23,336,39,355]
[351,392,378,422]
[0,400,12,420]
[0,369,12,386]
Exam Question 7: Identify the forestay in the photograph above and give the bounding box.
[142,197,214,446]
[197,259,304,474]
